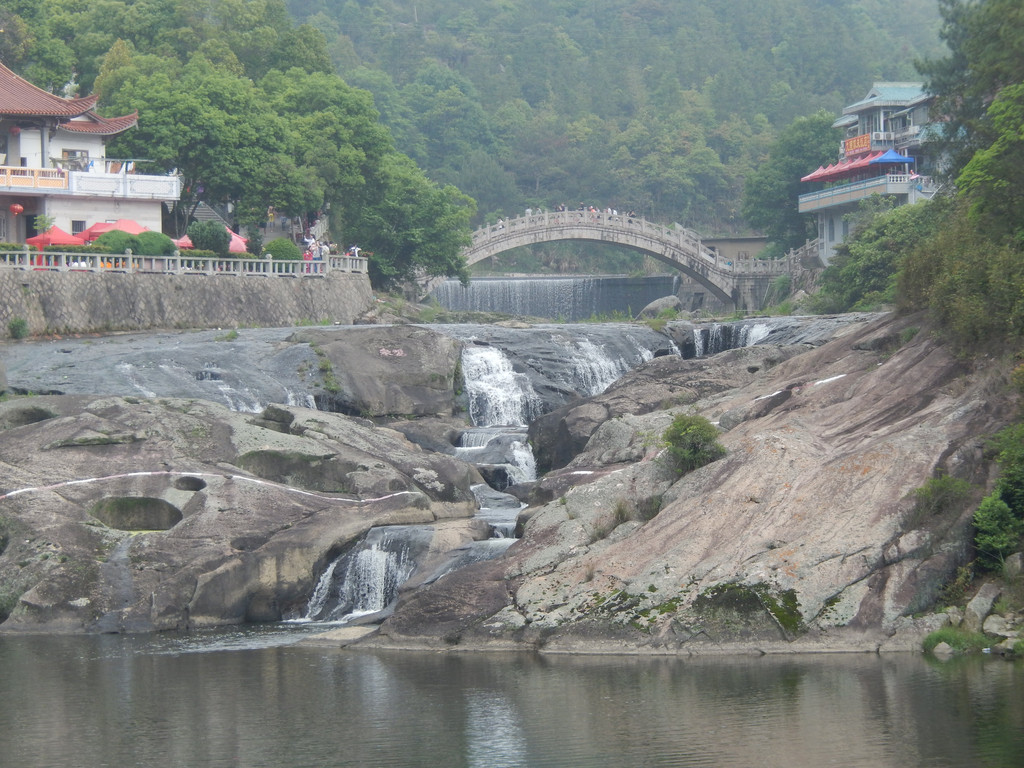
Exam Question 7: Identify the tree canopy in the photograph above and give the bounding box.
[7,0,475,289]
[741,111,840,256]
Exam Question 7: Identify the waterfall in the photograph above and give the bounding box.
[567,336,655,396]
[300,526,433,623]
[456,428,537,488]
[691,321,774,358]
[461,346,542,427]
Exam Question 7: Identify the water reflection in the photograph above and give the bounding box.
[0,629,1022,767]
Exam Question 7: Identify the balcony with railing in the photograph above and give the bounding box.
[0,161,180,200]
[798,173,931,213]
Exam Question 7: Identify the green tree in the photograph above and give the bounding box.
[350,153,474,288]
[974,493,1024,570]
[918,0,1024,182]
[955,83,1024,247]
[742,111,840,255]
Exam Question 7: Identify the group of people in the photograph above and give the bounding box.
[302,238,331,261]
[491,204,642,231]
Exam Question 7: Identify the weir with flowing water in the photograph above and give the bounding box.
[430,274,681,321]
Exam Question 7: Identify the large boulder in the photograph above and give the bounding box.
[292,325,462,418]
[0,396,482,633]
[527,344,801,474]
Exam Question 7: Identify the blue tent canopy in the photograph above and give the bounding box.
[870,148,915,164]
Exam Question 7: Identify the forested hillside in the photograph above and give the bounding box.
[287,0,942,231]
[2,0,943,276]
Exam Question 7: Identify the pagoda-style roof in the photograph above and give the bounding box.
[61,112,138,135]
[843,82,925,115]
[0,61,136,134]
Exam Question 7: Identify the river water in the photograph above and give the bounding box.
[1,628,1022,768]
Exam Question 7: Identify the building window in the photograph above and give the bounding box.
[71,220,86,235]
[61,149,90,171]
[842,219,849,239]
[828,217,835,242]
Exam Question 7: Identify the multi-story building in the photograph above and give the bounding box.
[1,62,180,243]
[798,82,939,265]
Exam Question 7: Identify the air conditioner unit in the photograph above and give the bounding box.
[872,132,893,141]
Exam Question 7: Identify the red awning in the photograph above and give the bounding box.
[26,226,86,247]
[801,151,887,183]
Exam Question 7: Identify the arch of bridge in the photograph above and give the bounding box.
[462,212,784,306]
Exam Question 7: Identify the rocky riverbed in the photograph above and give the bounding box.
[0,312,1019,653]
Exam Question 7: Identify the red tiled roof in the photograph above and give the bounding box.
[0,62,137,137]
[0,62,99,117]
[61,112,138,135]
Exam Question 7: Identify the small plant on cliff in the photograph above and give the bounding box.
[662,413,726,476]
[7,317,29,339]
[907,474,973,528]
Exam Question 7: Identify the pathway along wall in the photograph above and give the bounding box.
[0,270,373,337]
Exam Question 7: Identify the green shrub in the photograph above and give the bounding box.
[264,237,301,260]
[662,413,726,475]
[135,230,176,256]
[940,563,975,606]
[908,474,972,527]
[923,625,990,654]
[7,317,29,339]
[187,221,231,256]
[92,230,143,254]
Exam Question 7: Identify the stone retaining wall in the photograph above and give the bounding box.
[0,270,373,337]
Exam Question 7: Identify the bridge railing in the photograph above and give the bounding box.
[472,212,794,275]
[0,249,368,277]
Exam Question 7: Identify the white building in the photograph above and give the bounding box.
[798,82,939,265]
[0,62,180,243]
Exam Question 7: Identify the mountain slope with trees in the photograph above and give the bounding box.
[287,0,942,233]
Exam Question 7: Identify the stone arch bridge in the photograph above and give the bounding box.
[462,212,807,311]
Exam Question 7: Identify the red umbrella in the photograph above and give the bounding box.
[227,228,248,253]
[81,218,150,241]
[171,228,247,252]
[26,226,86,247]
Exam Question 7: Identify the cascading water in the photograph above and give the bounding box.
[690,321,773,358]
[456,427,537,491]
[299,526,434,624]
[461,346,543,427]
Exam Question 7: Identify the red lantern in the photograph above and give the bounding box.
[9,203,24,216]
[8,125,21,135]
